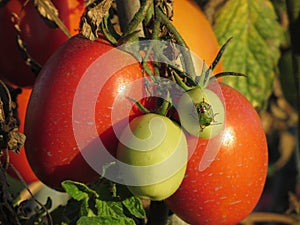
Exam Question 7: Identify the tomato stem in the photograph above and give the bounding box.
[155,5,197,79]
[127,97,150,114]
[142,18,161,78]
[100,16,119,45]
[172,70,193,92]
[118,0,153,37]
[157,91,171,116]
[195,60,210,88]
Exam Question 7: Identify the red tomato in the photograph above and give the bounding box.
[1,88,38,184]
[165,82,268,225]
[0,0,84,87]
[24,34,147,190]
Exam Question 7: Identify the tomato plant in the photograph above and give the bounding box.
[23,0,223,191]
[0,0,288,224]
[166,82,268,225]
[0,0,84,87]
[0,0,220,88]
[24,34,149,190]
[116,113,188,201]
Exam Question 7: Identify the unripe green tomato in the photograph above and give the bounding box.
[177,87,225,138]
[116,113,188,201]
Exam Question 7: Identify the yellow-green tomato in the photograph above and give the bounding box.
[177,87,225,139]
[116,113,188,201]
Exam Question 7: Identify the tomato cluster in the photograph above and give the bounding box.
[166,81,268,225]
[1,1,268,224]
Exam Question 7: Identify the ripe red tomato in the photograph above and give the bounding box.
[24,34,148,190]
[1,88,38,184]
[0,0,84,87]
[166,82,268,225]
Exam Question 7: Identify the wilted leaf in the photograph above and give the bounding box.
[11,13,42,76]
[7,128,26,152]
[80,0,113,40]
[34,0,71,37]
[214,0,284,109]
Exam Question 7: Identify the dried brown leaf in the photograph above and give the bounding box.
[11,13,42,76]
[80,0,113,40]
[162,0,174,19]
[34,0,58,28]
[34,0,71,37]
[7,128,26,152]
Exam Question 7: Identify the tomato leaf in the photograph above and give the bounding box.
[61,180,99,201]
[80,0,113,41]
[77,216,136,225]
[214,0,284,109]
[33,0,71,37]
[122,196,146,219]
[58,179,146,224]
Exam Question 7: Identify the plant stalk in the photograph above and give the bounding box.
[155,7,197,79]
[115,0,146,37]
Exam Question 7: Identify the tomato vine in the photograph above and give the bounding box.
[1,0,293,225]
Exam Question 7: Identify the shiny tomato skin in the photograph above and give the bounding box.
[166,82,268,225]
[24,34,146,190]
[1,88,38,184]
[117,113,188,201]
[0,0,84,87]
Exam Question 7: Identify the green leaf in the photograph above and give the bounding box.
[61,180,99,201]
[214,0,283,109]
[95,199,124,218]
[77,216,136,225]
[122,196,146,219]
[59,179,146,224]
